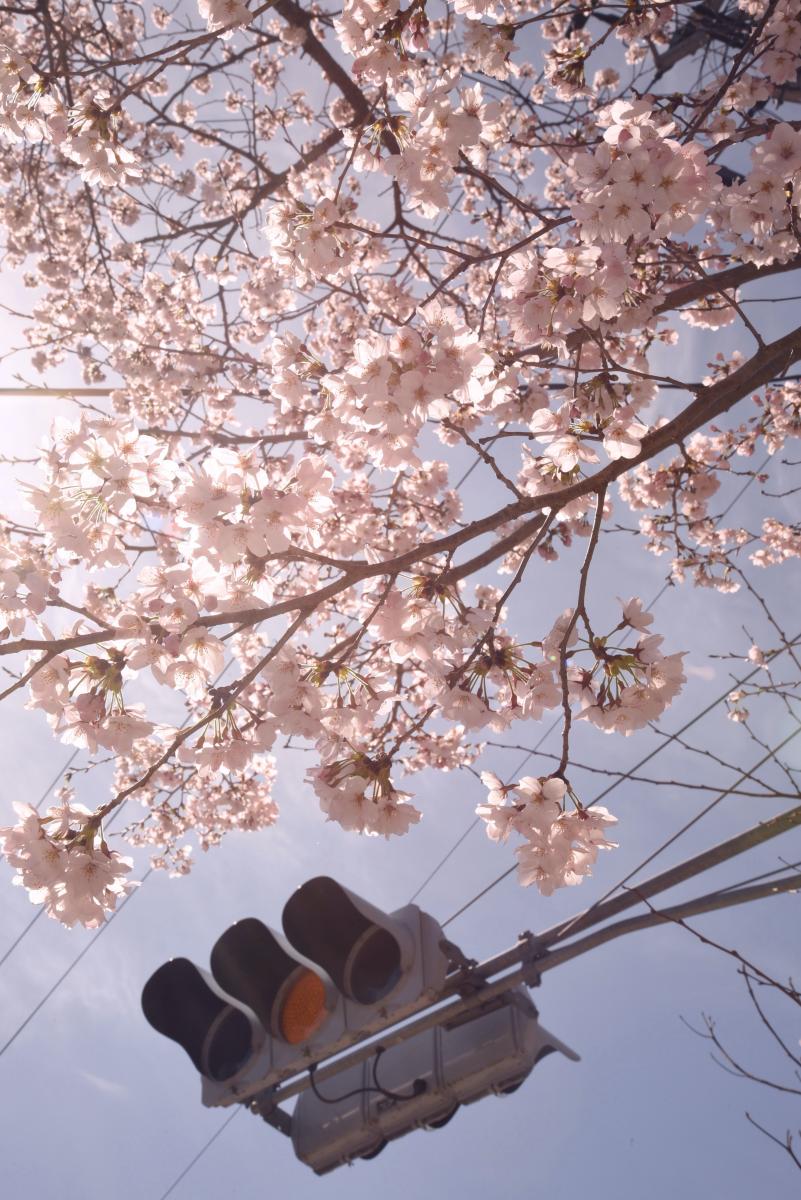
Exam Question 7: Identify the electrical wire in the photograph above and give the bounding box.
[33,748,81,811]
[408,577,768,908]
[0,866,153,1061]
[453,422,508,490]
[408,817,481,904]
[713,856,801,895]
[0,656,235,972]
[413,442,785,920]
[408,572,726,908]
[443,711,801,929]
[0,909,44,969]
[408,712,567,904]
[308,1049,426,1104]
[540,718,801,945]
[156,1108,241,1200]
[439,633,801,928]
[584,721,801,905]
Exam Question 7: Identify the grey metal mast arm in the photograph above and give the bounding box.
[251,869,801,1119]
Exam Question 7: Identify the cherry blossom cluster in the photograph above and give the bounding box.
[548,598,686,737]
[713,123,801,265]
[265,197,362,285]
[173,445,335,568]
[0,540,55,639]
[310,750,422,838]
[571,100,718,247]
[335,0,423,81]
[529,379,649,469]
[507,244,638,348]
[26,413,177,569]
[0,46,139,184]
[26,648,155,756]
[0,42,54,142]
[198,0,254,37]
[380,82,502,217]
[0,796,135,927]
[751,519,801,569]
[316,307,496,467]
[618,376,801,586]
[119,749,279,869]
[477,772,618,895]
[736,0,801,90]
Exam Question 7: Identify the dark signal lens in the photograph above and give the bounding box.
[204,1007,254,1081]
[346,927,402,1004]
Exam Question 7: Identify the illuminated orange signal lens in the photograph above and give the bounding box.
[279,969,328,1045]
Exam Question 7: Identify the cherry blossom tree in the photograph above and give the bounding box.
[0,0,799,935]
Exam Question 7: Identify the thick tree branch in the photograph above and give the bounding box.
[4,322,800,661]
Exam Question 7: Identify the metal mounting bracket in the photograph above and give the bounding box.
[249,1093,293,1137]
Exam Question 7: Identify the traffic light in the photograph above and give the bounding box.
[141,876,449,1105]
[140,957,265,1083]
[209,917,336,1047]
[282,876,415,1004]
[290,987,578,1174]
[141,878,579,1173]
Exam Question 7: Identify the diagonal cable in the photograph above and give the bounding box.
[0,866,153,1061]
[156,1108,241,1200]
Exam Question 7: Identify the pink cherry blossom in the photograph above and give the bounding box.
[0,0,795,928]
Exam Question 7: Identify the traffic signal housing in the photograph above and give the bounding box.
[290,987,579,1174]
[141,876,449,1106]
[140,876,579,1175]
[282,875,415,1005]
[140,957,264,1083]
[209,917,336,1047]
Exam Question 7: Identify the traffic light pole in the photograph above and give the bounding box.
[250,867,801,1130]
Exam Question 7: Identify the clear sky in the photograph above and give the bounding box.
[1,311,800,1200]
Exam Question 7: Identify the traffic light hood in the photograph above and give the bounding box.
[141,957,262,1082]
[282,876,414,1005]
[210,917,334,1044]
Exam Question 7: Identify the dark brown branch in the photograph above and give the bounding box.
[4,322,800,660]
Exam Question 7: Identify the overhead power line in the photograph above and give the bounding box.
[411,556,795,912]
[0,910,44,970]
[156,1109,241,1200]
[33,749,81,811]
[440,638,801,929]
[0,660,233,972]
[567,721,801,930]
[0,867,153,1061]
[408,710,565,904]
[408,440,774,911]
[408,816,480,904]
